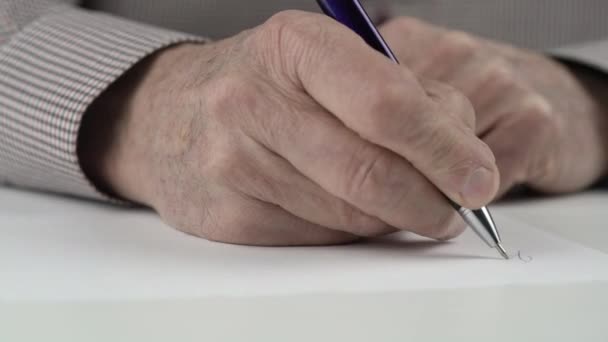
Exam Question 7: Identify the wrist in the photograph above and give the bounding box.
[78,53,152,204]
[78,43,202,205]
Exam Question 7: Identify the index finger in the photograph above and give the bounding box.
[267,12,498,208]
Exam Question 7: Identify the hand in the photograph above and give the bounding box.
[79,11,499,246]
[381,17,608,196]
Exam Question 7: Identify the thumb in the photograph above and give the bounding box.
[411,80,500,209]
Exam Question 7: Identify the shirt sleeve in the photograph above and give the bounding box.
[551,38,608,74]
[0,2,205,200]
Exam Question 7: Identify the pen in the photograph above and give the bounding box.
[316,0,509,260]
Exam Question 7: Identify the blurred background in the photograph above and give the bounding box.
[83,0,608,50]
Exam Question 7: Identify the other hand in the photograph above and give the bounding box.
[381,17,608,196]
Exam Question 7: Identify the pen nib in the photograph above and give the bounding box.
[496,243,510,260]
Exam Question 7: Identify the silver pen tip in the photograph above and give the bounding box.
[496,243,510,260]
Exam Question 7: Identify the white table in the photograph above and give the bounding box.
[1,186,607,341]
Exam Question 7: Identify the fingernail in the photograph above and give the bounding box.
[462,167,493,206]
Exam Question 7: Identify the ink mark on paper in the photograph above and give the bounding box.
[517,250,533,263]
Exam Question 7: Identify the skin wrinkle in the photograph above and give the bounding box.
[244,132,389,237]
[229,64,393,235]
[381,16,608,196]
[78,11,607,246]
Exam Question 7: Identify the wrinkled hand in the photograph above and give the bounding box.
[80,11,499,245]
[381,17,608,196]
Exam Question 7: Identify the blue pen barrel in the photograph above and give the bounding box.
[316,0,399,63]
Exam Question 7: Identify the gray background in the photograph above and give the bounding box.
[84,0,608,49]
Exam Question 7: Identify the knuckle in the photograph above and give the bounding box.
[521,94,561,136]
[360,82,411,137]
[454,94,476,129]
[261,10,310,41]
[389,16,426,33]
[368,82,405,114]
[265,10,304,29]
[485,58,515,86]
[259,10,329,56]
[428,132,477,174]
[342,148,396,208]
[522,94,554,121]
[254,11,331,81]
[517,95,562,181]
[398,117,438,154]
[531,148,560,185]
[437,31,479,59]
[398,107,465,166]
[417,125,494,184]
[436,83,476,128]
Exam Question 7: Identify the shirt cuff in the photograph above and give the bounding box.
[0,6,206,201]
[550,39,608,74]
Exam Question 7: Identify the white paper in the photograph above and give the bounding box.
[1,193,607,301]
